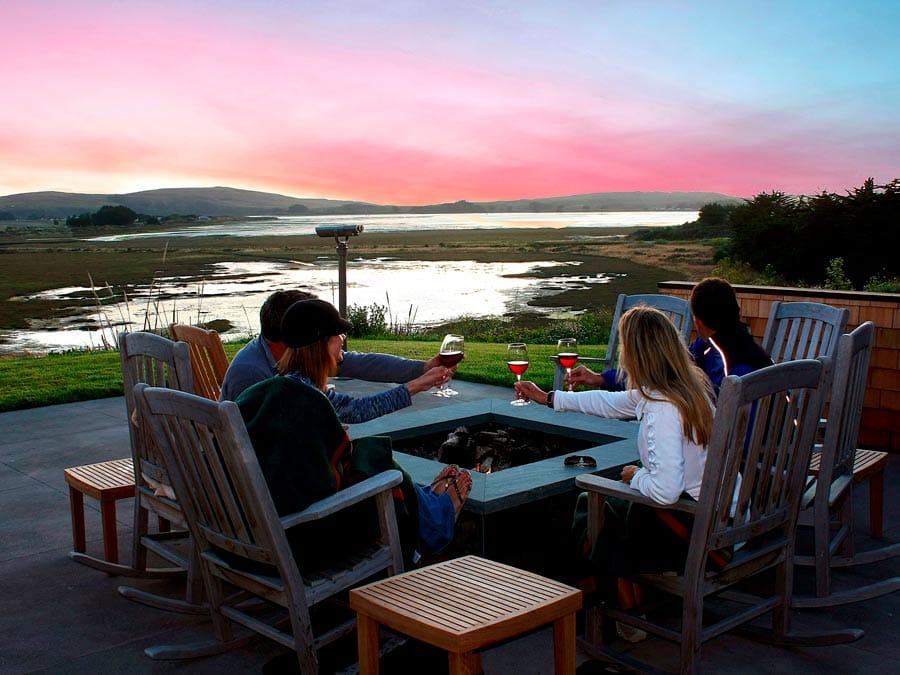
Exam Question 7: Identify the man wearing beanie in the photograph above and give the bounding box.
[220,289,448,401]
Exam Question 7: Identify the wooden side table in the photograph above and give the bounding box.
[64,458,135,563]
[809,448,887,537]
[349,555,582,674]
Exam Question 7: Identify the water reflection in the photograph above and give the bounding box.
[4,257,619,353]
[87,211,696,241]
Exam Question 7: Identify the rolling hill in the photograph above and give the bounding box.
[0,186,744,219]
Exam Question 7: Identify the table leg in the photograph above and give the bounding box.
[870,470,885,538]
[356,613,381,675]
[69,486,86,552]
[448,650,482,675]
[553,613,577,675]
[100,498,119,563]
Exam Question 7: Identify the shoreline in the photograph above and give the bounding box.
[0,225,717,351]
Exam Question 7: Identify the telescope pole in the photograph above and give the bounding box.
[336,235,349,319]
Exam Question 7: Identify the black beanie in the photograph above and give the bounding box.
[280,299,352,348]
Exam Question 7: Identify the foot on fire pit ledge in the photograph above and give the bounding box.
[431,466,471,518]
[429,464,459,490]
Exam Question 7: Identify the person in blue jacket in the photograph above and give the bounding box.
[566,278,771,396]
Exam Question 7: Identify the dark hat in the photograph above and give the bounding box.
[280,299,352,348]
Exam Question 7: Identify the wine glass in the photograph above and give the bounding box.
[507,342,530,406]
[557,338,579,391]
[433,334,464,397]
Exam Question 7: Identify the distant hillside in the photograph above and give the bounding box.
[0,186,744,219]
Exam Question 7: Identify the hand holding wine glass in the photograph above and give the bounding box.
[557,338,579,391]
[507,342,530,406]
[434,334,464,397]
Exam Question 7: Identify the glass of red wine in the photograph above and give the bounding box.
[434,333,464,397]
[507,342,530,406]
[557,337,578,391]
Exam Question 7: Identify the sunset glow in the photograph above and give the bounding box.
[2,0,898,203]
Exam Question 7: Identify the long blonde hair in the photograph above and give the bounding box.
[277,339,337,390]
[618,306,714,446]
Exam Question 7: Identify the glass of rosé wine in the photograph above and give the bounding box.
[557,338,578,391]
[433,334,464,397]
[507,342,530,406]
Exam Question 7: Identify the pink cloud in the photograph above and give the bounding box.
[1,2,896,202]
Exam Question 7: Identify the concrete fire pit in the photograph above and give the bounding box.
[348,398,639,516]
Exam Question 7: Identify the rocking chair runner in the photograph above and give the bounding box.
[575,359,862,675]
[550,293,693,390]
[134,384,405,672]
[793,321,900,607]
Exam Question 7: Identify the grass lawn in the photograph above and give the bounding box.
[0,339,604,412]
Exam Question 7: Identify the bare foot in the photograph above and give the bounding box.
[447,469,472,517]
[430,464,458,491]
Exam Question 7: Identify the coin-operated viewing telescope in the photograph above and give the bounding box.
[314,224,364,324]
[314,224,364,238]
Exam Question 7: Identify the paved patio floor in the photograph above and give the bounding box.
[2,379,899,673]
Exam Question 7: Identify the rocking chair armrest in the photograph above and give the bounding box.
[575,474,699,515]
[280,470,404,529]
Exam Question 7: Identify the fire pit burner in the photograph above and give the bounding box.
[393,422,595,474]
[348,398,639,515]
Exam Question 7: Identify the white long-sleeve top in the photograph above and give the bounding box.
[554,388,708,504]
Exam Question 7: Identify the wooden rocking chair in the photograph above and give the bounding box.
[168,323,229,401]
[576,359,862,675]
[551,293,693,390]
[134,384,405,672]
[793,321,900,607]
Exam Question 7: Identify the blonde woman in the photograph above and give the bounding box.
[514,306,715,637]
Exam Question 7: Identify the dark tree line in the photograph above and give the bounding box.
[727,178,899,288]
[644,178,899,289]
[66,205,158,227]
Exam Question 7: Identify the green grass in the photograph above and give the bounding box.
[0,340,605,412]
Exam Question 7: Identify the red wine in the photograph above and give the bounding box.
[439,351,464,367]
[507,360,529,376]
[557,353,578,369]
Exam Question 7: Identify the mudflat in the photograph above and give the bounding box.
[0,224,716,330]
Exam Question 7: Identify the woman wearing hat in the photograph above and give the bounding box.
[235,298,470,565]
[273,298,451,423]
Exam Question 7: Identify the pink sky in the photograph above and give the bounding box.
[1,1,898,204]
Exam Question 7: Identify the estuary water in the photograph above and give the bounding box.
[87,210,696,241]
[6,211,696,353]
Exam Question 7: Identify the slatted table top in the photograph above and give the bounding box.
[64,458,135,499]
[808,448,887,479]
[349,555,581,652]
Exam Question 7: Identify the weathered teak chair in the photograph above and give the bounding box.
[575,359,862,675]
[551,293,693,390]
[762,300,849,365]
[115,331,206,613]
[134,384,405,671]
[793,322,900,607]
[760,301,889,539]
[168,323,229,401]
[68,331,193,580]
